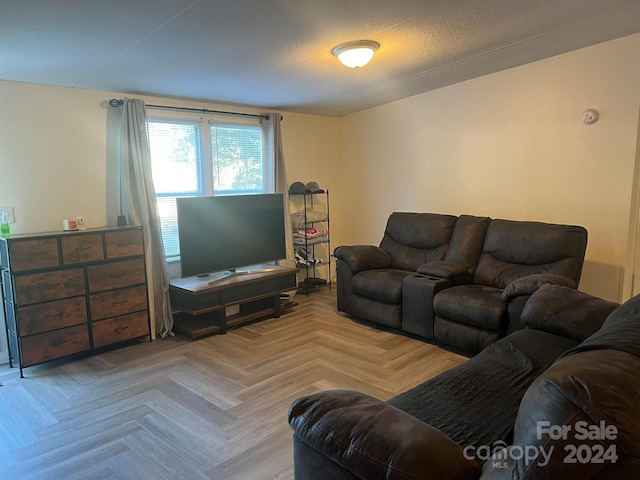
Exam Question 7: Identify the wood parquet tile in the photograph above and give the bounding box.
[0,288,467,479]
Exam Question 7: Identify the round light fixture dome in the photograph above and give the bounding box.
[332,40,379,68]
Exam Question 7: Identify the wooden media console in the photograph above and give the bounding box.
[169,265,298,339]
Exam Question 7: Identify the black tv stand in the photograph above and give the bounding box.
[169,265,298,338]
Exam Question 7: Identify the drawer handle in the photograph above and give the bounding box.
[29,252,47,257]
[50,340,66,348]
[112,300,127,307]
[41,282,62,289]
[110,273,126,278]
[45,312,63,319]
[114,326,129,334]
[75,246,93,251]
[117,242,133,247]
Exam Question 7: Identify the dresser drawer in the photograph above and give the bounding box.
[90,285,148,321]
[20,324,90,366]
[17,296,87,336]
[105,229,144,259]
[61,234,104,264]
[87,259,145,292]
[92,311,150,348]
[14,268,86,305]
[8,238,60,272]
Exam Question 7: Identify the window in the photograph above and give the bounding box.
[147,115,267,259]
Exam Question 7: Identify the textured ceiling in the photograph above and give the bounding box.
[2,0,640,116]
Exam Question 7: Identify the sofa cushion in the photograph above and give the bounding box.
[352,269,410,304]
[379,212,457,271]
[501,273,577,302]
[497,348,640,478]
[560,291,640,359]
[433,317,503,354]
[473,219,588,288]
[389,328,579,453]
[434,285,508,331]
[443,214,491,271]
[520,284,619,342]
[417,260,469,279]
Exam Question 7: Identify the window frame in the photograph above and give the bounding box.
[146,111,268,263]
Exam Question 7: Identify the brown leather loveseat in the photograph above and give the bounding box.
[334,212,588,354]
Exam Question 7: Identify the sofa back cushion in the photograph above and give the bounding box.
[473,219,588,288]
[560,291,640,359]
[499,349,640,479]
[379,212,457,271]
[444,214,491,271]
[521,284,619,342]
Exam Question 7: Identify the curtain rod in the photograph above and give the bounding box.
[107,98,272,120]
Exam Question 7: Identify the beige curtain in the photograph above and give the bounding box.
[106,98,174,338]
[261,113,295,269]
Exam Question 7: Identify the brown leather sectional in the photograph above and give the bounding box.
[289,284,640,479]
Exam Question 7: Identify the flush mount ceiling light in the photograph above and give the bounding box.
[332,40,379,68]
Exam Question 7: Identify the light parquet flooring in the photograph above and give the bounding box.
[0,288,467,479]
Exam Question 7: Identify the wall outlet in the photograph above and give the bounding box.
[0,207,14,224]
[225,304,240,317]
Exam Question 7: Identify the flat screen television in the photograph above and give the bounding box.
[176,193,287,281]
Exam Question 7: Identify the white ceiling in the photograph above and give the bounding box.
[2,0,640,117]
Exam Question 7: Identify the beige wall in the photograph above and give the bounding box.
[0,83,340,234]
[0,83,110,232]
[281,112,341,189]
[334,34,640,302]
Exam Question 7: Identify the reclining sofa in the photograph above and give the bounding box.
[334,212,588,354]
[289,284,640,479]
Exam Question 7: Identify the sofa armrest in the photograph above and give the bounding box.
[288,390,481,480]
[333,245,391,273]
[482,348,640,479]
[501,273,577,302]
[417,260,472,282]
[519,284,619,342]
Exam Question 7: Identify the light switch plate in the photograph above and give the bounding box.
[0,206,14,224]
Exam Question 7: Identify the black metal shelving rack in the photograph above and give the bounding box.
[290,190,331,295]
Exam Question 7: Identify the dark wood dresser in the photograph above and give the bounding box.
[0,225,151,377]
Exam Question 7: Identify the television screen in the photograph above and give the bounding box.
[176,194,287,278]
